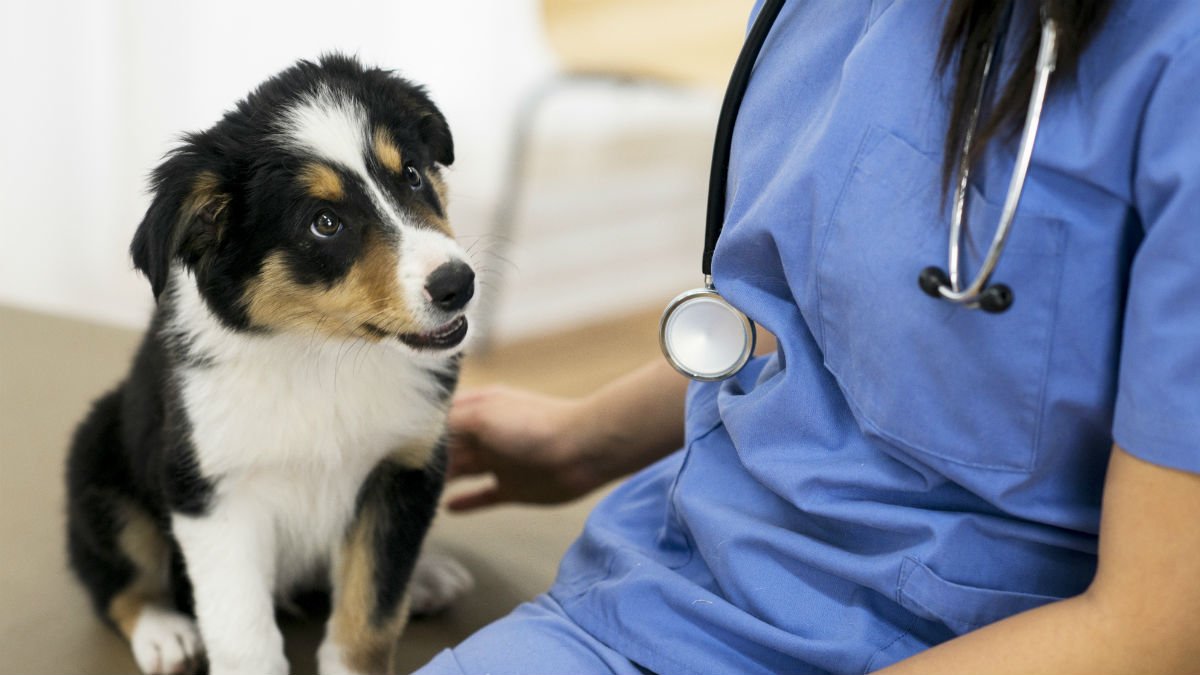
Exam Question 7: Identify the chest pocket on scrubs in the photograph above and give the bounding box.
[815,126,1065,473]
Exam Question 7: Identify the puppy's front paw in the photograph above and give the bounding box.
[317,638,359,675]
[408,552,474,617]
[130,606,204,675]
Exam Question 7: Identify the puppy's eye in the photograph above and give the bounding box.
[403,163,423,190]
[310,210,343,238]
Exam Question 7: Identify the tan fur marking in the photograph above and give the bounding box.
[300,162,345,201]
[373,128,403,173]
[187,171,231,221]
[428,171,448,207]
[118,503,169,577]
[389,443,442,472]
[108,591,146,639]
[106,503,170,639]
[330,510,408,674]
[179,171,230,268]
[242,229,419,338]
[424,171,453,235]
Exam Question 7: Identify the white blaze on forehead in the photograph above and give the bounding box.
[276,87,408,232]
[278,88,371,175]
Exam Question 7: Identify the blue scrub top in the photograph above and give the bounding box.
[550,2,1200,673]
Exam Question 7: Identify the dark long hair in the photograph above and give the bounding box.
[938,0,1113,192]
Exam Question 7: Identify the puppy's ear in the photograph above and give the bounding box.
[419,107,454,167]
[130,152,230,300]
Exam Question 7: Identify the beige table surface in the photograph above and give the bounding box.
[0,304,663,674]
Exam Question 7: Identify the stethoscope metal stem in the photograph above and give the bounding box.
[931,17,1059,308]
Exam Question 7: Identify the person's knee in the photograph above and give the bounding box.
[412,597,644,675]
[411,648,467,675]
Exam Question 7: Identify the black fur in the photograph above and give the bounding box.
[429,353,464,403]
[66,389,144,620]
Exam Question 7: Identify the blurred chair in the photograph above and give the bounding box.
[476,0,750,346]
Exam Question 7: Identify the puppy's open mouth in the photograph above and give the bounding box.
[366,317,468,350]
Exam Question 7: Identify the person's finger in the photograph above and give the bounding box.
[447,394,485,436]
[445,432,485,478]
[445,450,484,481]
[450,385,507,417]
[445,485,505,512]
[450,387,492,406]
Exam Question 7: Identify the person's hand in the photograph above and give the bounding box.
[444,386,605,511]
[444,360,689,512]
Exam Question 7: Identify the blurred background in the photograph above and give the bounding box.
[0,0,753,672]
[0,0,751,343]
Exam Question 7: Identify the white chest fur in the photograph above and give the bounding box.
[167,273,452,591]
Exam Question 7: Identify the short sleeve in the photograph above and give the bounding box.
[1112,35,1200,473]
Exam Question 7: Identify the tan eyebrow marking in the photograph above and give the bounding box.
[299,162,344,201]
[373,127,402,173]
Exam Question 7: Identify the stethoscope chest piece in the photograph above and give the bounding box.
[660,281,756,381]
[659,0,780,382]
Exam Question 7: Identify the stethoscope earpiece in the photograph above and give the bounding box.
[918,266,951,299]
[978,283,1014,313]
[918,267,1013,313]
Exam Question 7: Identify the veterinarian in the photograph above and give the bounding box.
[421,0,1200,672]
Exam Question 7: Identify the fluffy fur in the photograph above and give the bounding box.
[66,54,476,675]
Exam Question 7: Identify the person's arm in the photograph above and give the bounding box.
[444,359,688,511]
[877,444,1200,674]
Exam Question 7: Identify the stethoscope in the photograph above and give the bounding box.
[660,0,1060,381]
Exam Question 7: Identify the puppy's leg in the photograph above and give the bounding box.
[115,600,204,675]
[408,551,474,617]
[172,498,287,675]
[318,450,455,675]
[73,499,203,675]
[67,392,203,675]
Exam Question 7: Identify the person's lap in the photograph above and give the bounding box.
[414,595,648,675]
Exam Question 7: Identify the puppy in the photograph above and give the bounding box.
[66,54,475,675]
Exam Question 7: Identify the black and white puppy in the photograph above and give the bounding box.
[66,54,476,675]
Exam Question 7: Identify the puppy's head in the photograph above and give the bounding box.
[132,54,473,353]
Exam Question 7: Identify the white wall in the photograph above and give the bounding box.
[0,0,713,342]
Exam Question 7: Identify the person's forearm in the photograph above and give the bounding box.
[877,590,1188,675]
[568,358,689,483]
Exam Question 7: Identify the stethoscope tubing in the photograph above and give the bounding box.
[702,0,787,276]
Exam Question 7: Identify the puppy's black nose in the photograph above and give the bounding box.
[424,261,475,312]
